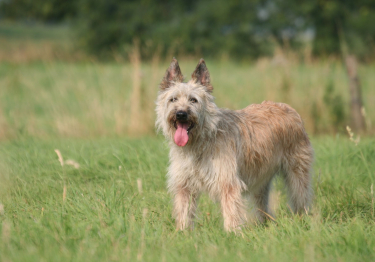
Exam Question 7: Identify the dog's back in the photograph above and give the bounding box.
[240,100,310,150]
[237,100,313,215]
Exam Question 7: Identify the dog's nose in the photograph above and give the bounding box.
[176,111,188,120]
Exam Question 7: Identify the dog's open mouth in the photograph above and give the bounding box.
[174,121,194,147]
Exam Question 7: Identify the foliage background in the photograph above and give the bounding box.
[1,0,375,60]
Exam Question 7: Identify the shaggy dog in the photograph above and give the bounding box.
[156,58,313,232]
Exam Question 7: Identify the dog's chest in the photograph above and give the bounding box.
[181,152,224,192]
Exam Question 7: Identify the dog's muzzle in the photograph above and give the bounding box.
[176,111,188,121]
[173,111,195,147]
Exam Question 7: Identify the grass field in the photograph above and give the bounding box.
[1,60,375,139]
[1,22,375,261]
[0,137,374,261]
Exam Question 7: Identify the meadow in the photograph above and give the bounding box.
[1,137,374,261]
[0,23,375,261]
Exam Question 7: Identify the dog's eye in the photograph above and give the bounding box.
[170,97,178,103]
[189,98,198,103]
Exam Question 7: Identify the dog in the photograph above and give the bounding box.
[155,58,313,232]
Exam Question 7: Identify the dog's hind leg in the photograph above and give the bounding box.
[173,188,199,230]
[282,144,313,214]
[249,181,273,224]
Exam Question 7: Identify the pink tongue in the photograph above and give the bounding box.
[174,122,189,147]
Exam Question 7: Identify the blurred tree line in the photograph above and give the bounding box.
[1,0,375,60]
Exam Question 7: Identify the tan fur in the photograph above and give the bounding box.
[155,59,314,232]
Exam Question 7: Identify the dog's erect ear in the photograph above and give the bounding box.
[160,58,184,90]
[191,59,213,92]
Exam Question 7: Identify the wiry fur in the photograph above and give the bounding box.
[156,58,314,232]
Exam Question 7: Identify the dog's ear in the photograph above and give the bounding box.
[191,59,213,92]
[160,58,184,90]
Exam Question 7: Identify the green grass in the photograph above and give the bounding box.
[0,136,374,261]
[1,22,375,261]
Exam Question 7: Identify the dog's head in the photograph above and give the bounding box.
[155,58,218,147]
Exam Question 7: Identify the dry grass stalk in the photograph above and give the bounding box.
[346,126,360,145]
[0,203,4,216]
[137,178,143,194]
[2,220,11,243]
[128,39,143,135]
[144,47,162,131]
[54,149,80,168]
[63,185,67,202]
[137,208,148,261]
[361,107,372,131]
[346,55,366,133]
[371,184,374,219]
[55,149,64,166]
[65,160,80,169]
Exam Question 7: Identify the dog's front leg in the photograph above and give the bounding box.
[173,188,199,230]
[220,184,247,232]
